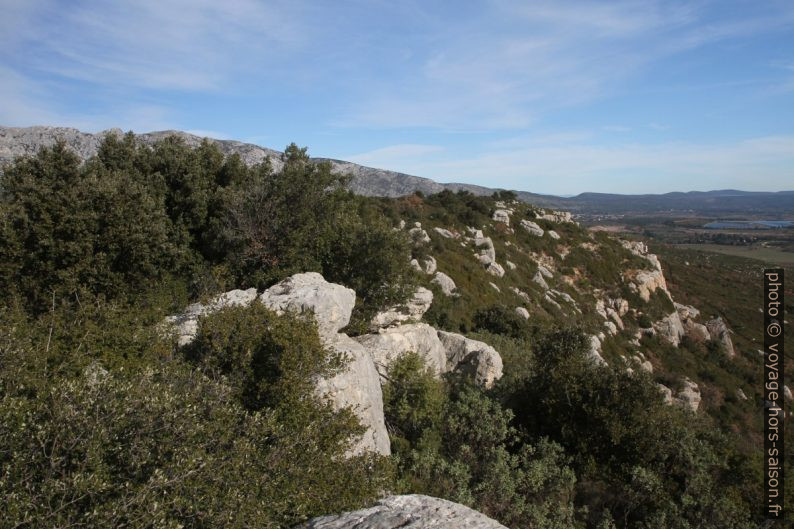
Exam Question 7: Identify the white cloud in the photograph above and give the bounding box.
[346,144,444,170]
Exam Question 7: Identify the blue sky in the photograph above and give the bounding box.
[1,0,793,195]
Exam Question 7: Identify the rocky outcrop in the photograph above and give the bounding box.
[515,307,530,319]
[433,227,458,239]
[321,334,391,455]
[587,335,607,365]
[492,209,511,224]
[164,288,258,346]
[705,317,736,357]
[532,271,549,290]
[355,323,447,376]
[165,273,390,456]
[654,312,685,347]
[520,219,544,237]
[259,272,355,340]
[486,262,505,277]
[537,210,574,223]
[298,494,508,529]
[408,223,431,244]
[432,271,458,296]
[437,332,504,388]
[548,230,560,240]
[423,256,437,275]
[370,287,433,329]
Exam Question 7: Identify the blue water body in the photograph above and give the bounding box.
[704,220,794,229]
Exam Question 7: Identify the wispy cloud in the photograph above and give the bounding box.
[414,135,794,194]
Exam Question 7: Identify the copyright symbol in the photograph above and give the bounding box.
[767,322,781,337]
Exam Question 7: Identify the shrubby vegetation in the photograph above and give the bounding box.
[0,137,764,528]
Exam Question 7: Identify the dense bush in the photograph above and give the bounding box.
[506,327,757,529]
[383,353,577,529]
[0,304,388,529]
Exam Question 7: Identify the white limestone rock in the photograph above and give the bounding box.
[587,335,606,365]
[492,209,511,224]
[548,230,560,240]
[519,219,544,237]
[537,264,554,278]
[532,271,549,290]
[409,225,431,244]
[515,307,530,319]
[437,331,504,388]
[355,323,447,377]
[432,271,458,296]
[433,227,457,239]
[409,259,423,272]
[298,494,508,529]
[321,334,391,455]
[370,287,434,329]
[164,288,258,346]
[705,317,736,357]
[654,312,685,347]
[486,261,505,277]
[506,260,517,270]
[259,272,356,340]
[489,282,501,292]
[423,256,437,275]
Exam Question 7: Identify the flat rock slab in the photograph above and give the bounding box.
[298,494,508,529]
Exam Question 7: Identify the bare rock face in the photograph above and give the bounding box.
[532,271,550,290]
[675,378,701,412]
[475,235,496,265]
[164,288,258,346]
[437,332,504,388]
[433,227,457,239]
[322,334,391,455]
[628,268,668,302]
[298,494,508,529]
[486,262,505,277]
[587,335,607,365]
[537,210,574,224]
[705,317,736,357]
[423,256,438,275]
[370,287,434,329]
[354,323,447,377]
[548,230,561,240]
[520,219,544,237]
[492,209,511,224]
[654,312,685,347]
[259,272,355,340]
[515,307,530,319]
[432,271,458,296]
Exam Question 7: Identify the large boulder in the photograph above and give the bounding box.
[492,209,511,224]
[437,331,503,388]
[370,287,434,329]
[705,317,736,357]
[321,334,391,455]
[654,312,685,347]
[298,494,508,529]
[675,378,701,412]
[354,323,447,377]
[259,272,355,340]
[519,219,544,236]
[432,271,458,296]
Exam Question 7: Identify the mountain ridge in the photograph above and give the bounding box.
[2,125,792,216]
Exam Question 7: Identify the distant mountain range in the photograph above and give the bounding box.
[2,126,792,217]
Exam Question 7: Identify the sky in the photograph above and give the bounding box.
[1,0,793,195]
